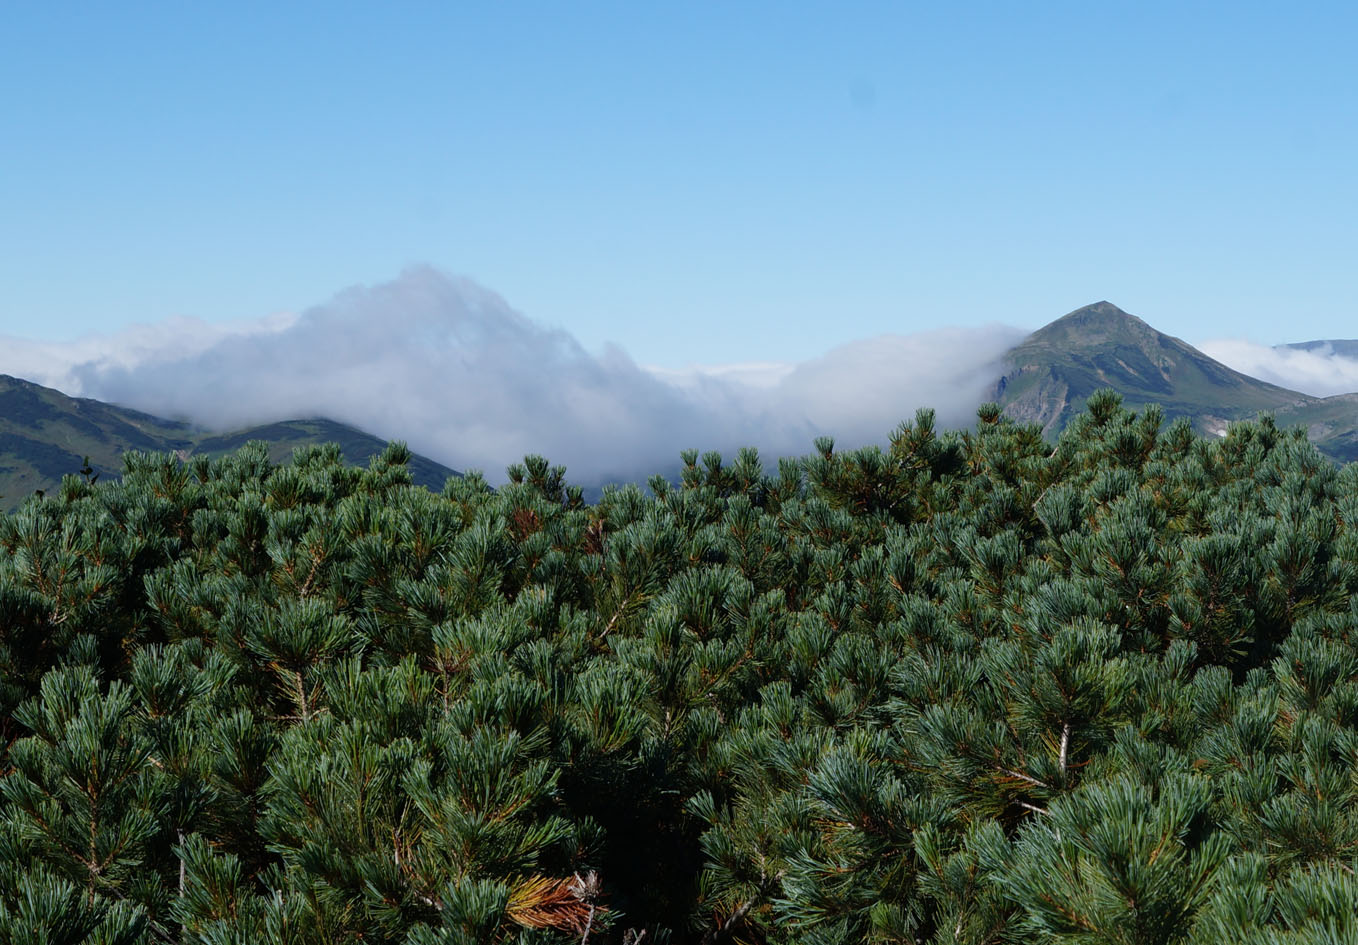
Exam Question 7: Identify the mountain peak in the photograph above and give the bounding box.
[1023,301,1159,350]
[995,301,1314,437]
[1065,300,1130,318]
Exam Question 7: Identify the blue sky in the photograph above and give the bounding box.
[3,1,1356,369]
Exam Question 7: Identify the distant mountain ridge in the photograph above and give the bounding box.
[1283,339,1358,359]
[0,374,458,510]
[994,302,1358,461]
[8,303,1358,509]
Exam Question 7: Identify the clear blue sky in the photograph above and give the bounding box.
[3,1,1355,367]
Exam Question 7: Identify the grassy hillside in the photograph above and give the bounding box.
[192,419,458,491]
[0,374,458,508]
[1274,392,1358,462]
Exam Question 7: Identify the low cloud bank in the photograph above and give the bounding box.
[0,267,1023,484]
[1198,339,1358,399]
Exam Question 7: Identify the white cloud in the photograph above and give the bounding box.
[0,312,298,382]
[0,266,1023,485]
[766,329,1021,442]
[646,361,795,391]
[1197,338,1358,399]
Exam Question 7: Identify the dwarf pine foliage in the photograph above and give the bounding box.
[3,395,1358,943]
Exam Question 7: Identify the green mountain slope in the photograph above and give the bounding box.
[993,302,1358,462]
[1273,393,1358,462]
[995,301,1319,437]
[0,374,458,508]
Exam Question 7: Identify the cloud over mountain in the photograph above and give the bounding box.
[1197,339,1358,399]
[0,267,1022,484]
